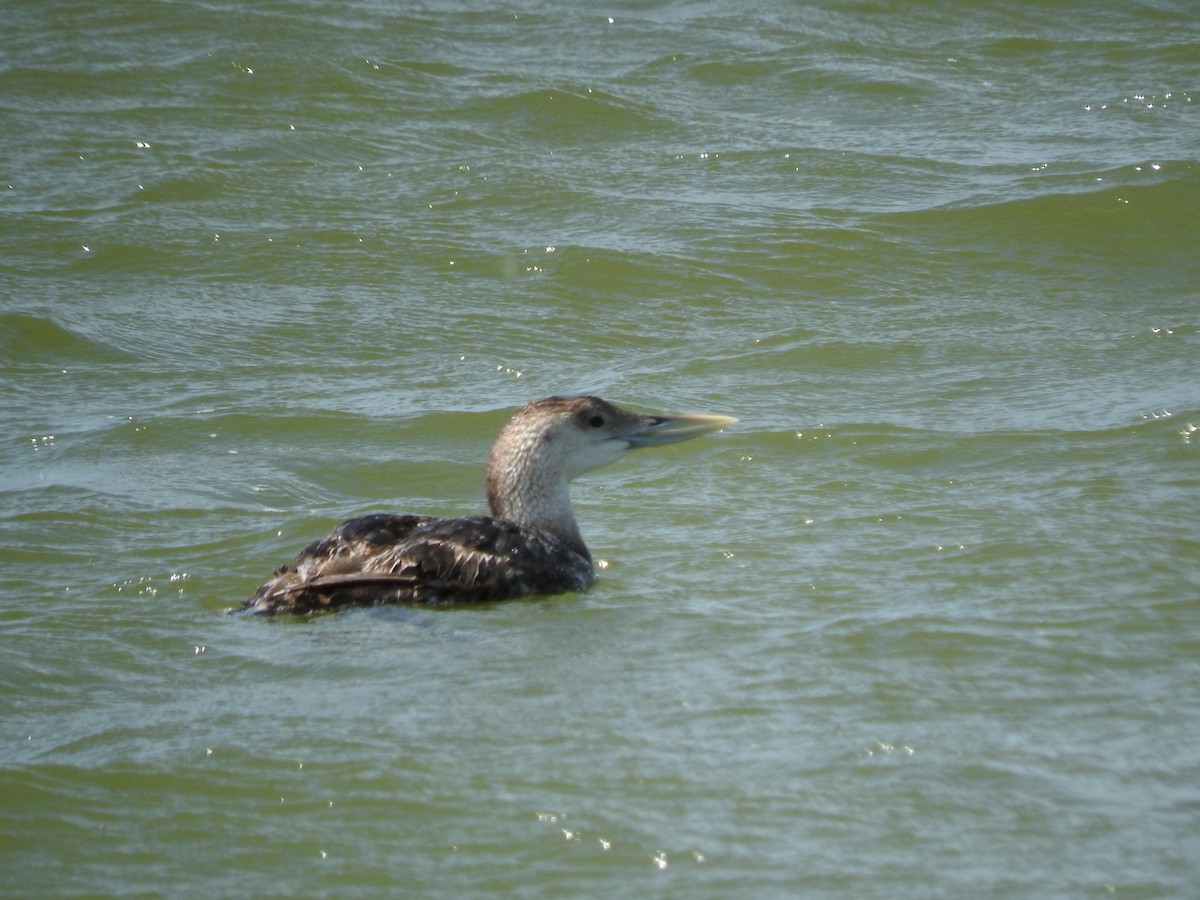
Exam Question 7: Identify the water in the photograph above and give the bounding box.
[2,0,1198,895]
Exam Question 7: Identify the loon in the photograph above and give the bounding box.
[242,395,736,614]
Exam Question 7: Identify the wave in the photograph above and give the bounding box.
[0,312,134,366]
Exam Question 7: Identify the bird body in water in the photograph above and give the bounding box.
[242,395,736,614]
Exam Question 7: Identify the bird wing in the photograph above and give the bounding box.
[242,513,594,614]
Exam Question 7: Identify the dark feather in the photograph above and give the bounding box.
[242,513,595,615]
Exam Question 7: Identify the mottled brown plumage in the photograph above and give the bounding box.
[241,396,735,614]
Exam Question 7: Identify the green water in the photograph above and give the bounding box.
[2,0,1198,896]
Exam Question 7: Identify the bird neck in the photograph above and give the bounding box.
[486,440,590,560]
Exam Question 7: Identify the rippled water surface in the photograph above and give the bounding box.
[2,1,1198,896]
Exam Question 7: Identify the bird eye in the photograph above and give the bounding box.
[588,415,605,428]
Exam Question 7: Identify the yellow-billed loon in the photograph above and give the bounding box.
[242,395,736,614]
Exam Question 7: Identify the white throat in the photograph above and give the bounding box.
[486,428,592,559]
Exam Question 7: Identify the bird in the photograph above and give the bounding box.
[241,395,736,614]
